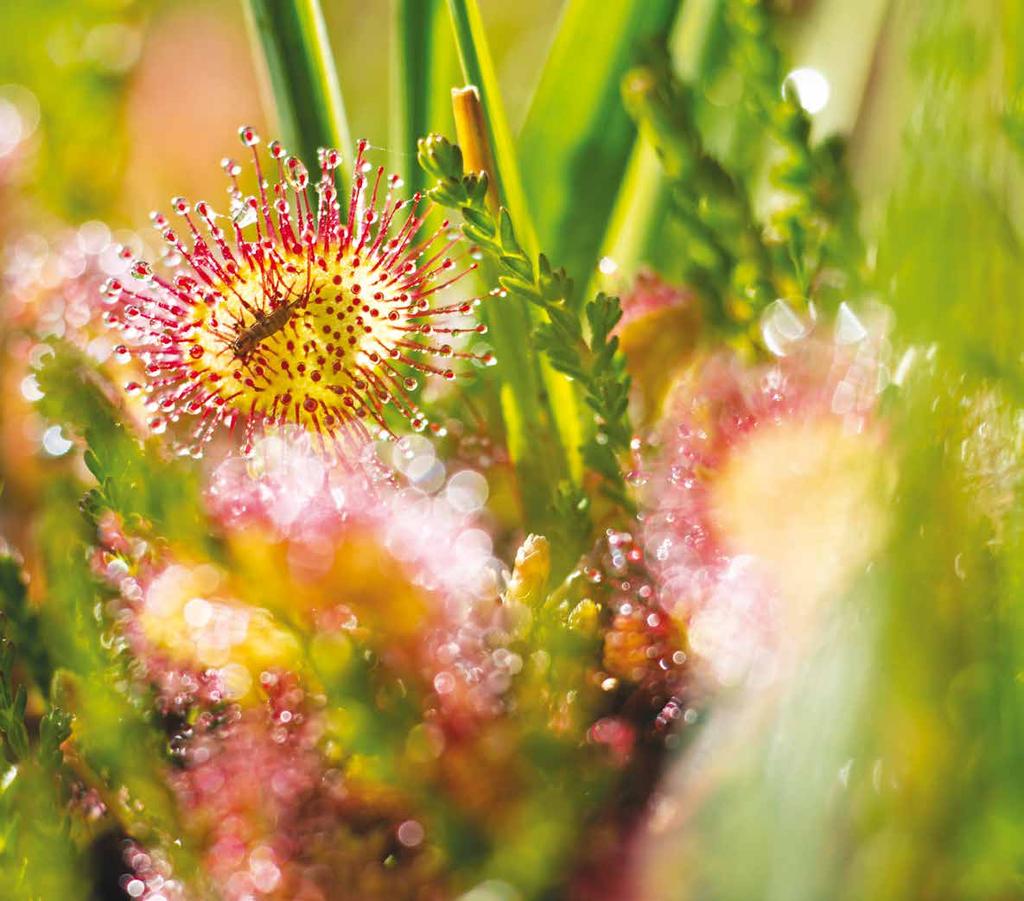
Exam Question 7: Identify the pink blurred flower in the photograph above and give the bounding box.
[205,429,498,618]
[169,673,327,900]
[0,225,142,505]
[615,270,698,333]
[639,308,890,686]
[614,270,701,417]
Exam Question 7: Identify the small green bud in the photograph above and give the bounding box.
[417,134,464,181]
[567,599,600,636]
[504,534,551,608]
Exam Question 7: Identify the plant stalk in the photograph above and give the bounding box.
[243,0,352,184]
[445,0,590,551]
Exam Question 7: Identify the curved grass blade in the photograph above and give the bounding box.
[445,0,587,545]
[390,0,460,197]
[243,0,352,184]
[518,0,681,300]
[591,0,727,294]
[591,136,670,290]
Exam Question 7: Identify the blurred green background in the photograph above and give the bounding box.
[0,0,921,232]
[0,0,562,228]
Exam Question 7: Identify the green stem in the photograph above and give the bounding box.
[391,0,464,199]
[243,0,352,184]
[516,0,681,306]
[591,0,727,297]
[391,0,437,194]
[444,0,590,561]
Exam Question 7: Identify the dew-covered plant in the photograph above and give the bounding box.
[0,0,1021,899]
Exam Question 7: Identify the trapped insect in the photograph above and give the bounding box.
[230,300,302,360]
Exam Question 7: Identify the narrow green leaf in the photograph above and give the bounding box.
[590,0,724,295]
[0,557,50,693]
[446,1,594,512]
[390,0,460,197]
[590,136,669,289]
[673,0,728,83]
[462,203,495,235]
[243,0,352,181]
[517,0,681,298]
[444,2,591,556]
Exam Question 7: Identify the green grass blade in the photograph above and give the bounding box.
[590,0,722,293]
[243,0,352,182]
[591,136,669,289]
[390,0,460,197]
[445,0,590,551]
[517,0,681,297]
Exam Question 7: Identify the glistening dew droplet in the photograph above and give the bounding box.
[834,301,868,345]
[760,299,809,357]
[783,66,831,115]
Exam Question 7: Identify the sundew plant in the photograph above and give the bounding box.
[0,0,1022,899]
